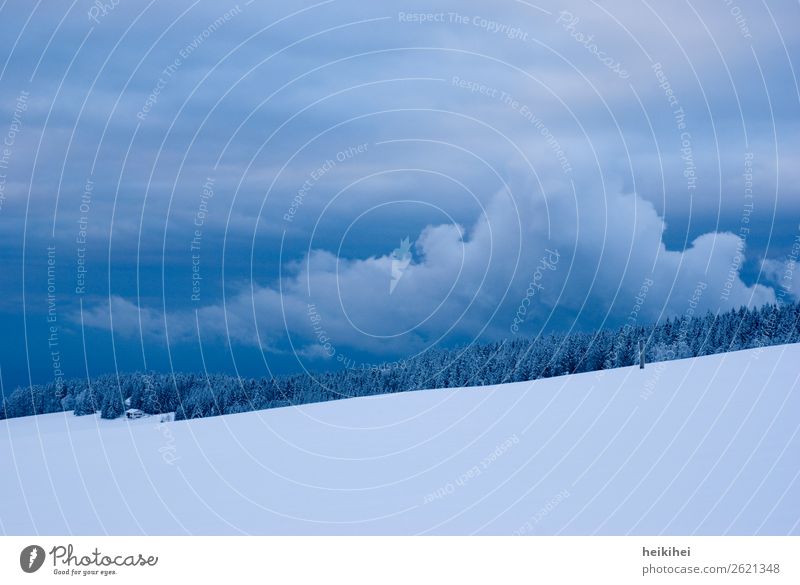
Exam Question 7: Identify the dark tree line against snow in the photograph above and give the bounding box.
[2,302,799,422]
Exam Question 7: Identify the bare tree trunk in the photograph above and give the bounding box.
[639,340,645,369]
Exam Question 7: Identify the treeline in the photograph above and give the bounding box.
[2,302,799,422]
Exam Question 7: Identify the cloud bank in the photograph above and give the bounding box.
[78,172,776,365]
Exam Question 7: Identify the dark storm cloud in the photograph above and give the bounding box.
[0,0,798,384]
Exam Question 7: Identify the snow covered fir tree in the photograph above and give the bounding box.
[3,301,799,422]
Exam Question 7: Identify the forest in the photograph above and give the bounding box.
[2,301,799,421]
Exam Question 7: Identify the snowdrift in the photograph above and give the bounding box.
[1,344,798,535]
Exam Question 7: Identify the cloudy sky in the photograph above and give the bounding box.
[0,0,798,392]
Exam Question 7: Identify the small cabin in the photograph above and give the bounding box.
[125,408,145,420]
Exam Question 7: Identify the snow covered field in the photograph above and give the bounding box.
[2,344,799,535]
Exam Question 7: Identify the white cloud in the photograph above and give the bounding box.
[762,256,800,302]
[78,171,776,359]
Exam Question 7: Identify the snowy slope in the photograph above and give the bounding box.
[1,344,799,535]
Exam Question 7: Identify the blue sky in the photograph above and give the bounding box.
[1,0,799,393]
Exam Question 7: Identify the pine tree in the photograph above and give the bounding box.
[100,390,124,419]
[141,375,160,414]
[73,388,97,416]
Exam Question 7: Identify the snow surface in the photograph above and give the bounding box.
[1,344,799,535]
